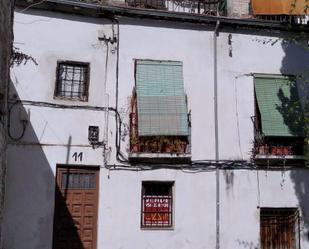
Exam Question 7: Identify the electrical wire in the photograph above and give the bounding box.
[7,101,27,141]
[111,17,129,163]
[234,76,243,159]
[8,100,289,171]
[7,99,124,145]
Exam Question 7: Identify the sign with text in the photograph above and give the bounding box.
[143,196,172,227]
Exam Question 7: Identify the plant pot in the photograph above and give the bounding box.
[271,147,279,155]
[178,143,187,153]
[131,144,139,153]
[163,146,172,153]
[281,146,290,155]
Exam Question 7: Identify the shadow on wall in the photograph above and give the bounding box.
[280,32,309,239]
[276,79,305,136]
[290,170,309,240]
[3,81,84,249]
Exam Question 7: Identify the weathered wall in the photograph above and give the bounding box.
[227,0,250,17]
[4,8,309,249]
[0,0,12,247]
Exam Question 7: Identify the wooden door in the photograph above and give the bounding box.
[53,167,99,249]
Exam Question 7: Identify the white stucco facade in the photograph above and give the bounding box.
[3,7,309,249]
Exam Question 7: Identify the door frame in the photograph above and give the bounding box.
[53,165,100,249]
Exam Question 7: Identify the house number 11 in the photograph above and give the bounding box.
[72,152,83,162]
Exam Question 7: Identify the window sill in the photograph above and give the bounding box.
[53,96,88,102]
[254,154,305,160]
[254,154,306,167]
[141,226,175,231]
[129,152,191,164]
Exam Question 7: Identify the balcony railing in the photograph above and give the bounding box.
[251,116,305,164]
[125,0,226,15]
[253,136,306,166]
[129,112,191,155]
[255,15,308,24]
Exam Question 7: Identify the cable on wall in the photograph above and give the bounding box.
[7,101,27,141]
[6,99,292,171]
[110,17,129,163]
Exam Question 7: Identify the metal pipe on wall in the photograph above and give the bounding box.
[214,19,220,249]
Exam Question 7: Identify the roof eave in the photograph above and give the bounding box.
[15,0,309,31]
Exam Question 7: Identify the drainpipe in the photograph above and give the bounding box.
[214,19,220,249]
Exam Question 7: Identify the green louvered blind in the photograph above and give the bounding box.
[254,76,304,137]
[135,60,189,136]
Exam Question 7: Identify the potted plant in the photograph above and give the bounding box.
[160,137,173,153]
[130,136,139,152]
[173,139,187,154]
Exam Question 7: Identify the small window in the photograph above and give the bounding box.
[55,61,90,101]
[260,208,300,249]
[141,181,173,229]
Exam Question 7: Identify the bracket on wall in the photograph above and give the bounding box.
[88,126,105,149]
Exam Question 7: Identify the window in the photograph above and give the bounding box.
[61,172,96,189]
[55,61,90,101]
[141,182,173,228]
[253,75,304,159]
[130,60,190,155]
[260,208,300,249]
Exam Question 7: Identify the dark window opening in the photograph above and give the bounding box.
[260,208,300,249]
[141,182,173,228]
[55,61,90,101]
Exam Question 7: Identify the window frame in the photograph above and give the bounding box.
[253,74,305,159]
[54,60,90,102]
[141,181,174,230]
[260,207,300,249]
[134,59,189,137]
[129,59,191,156]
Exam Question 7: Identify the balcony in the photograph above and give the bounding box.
[252,0,309,24]
[254,139,304,158]
[129,112,191,164]
[123,0,308,24]
[125,0,226,15]
[252,131,305,166]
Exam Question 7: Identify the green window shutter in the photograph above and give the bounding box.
[135,60,188,136]
[254,76,304,137]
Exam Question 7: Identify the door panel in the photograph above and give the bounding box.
[53,167,99,249]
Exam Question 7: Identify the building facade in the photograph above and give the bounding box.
[3,0,309,249]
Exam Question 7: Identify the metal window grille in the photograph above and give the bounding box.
[61,172,96,189]
[55,61,90,101]
[141,182,173,228]
[260,208,300,249]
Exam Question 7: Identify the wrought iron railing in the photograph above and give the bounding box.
[255,15,308,24]
[251,116,304,157]
[129,112,191,154]
[125,0,226,15]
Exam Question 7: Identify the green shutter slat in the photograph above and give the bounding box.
[136,60,188,136]
[254,76,304,137]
